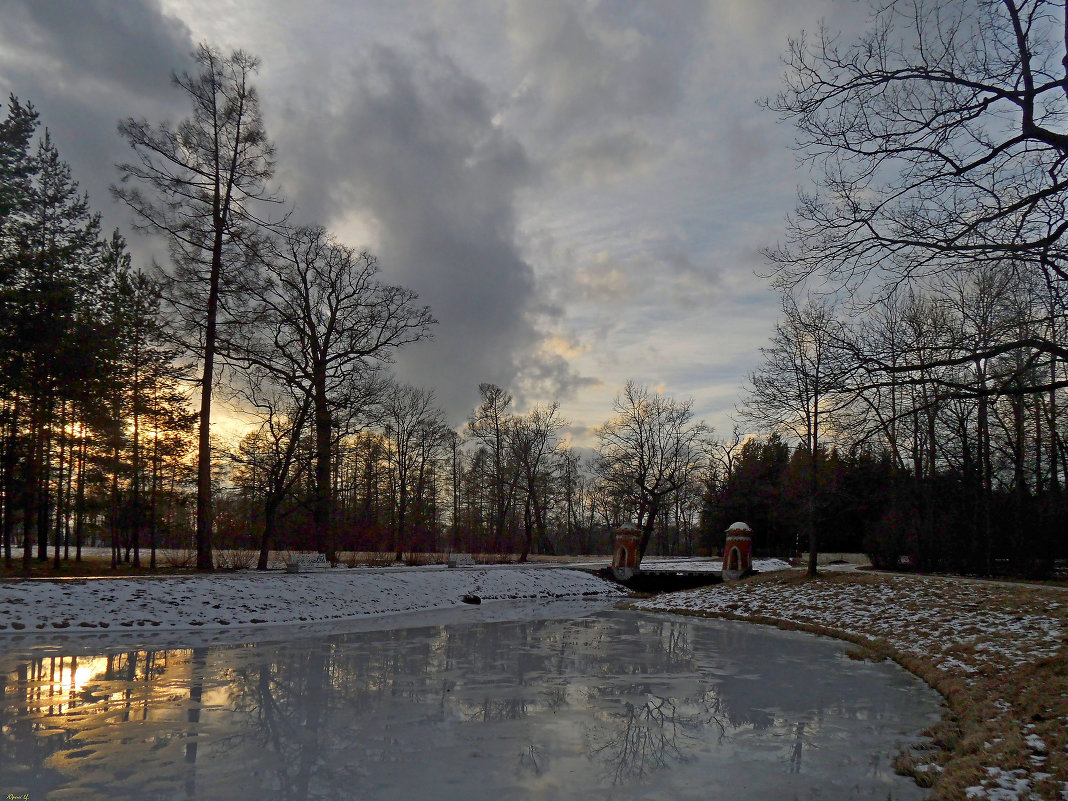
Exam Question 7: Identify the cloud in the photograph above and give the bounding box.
[506,0,707,133]
[273,40,541,425]
[571,252,634,305]
[0,0,195,266]
[0,0,192,99]
[552,129,657,186]
[512,335,600,409]
[548,246,721,314]
[0,0,858,442]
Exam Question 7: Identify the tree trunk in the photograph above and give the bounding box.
[977,375,993,573]
[52,400,66,571]
[149,421,159,571]
[519,494,532,562]
[111,418,120,570]
[62,416,74,561]
[312,369,333,561]
[74,428,86,562]
[194,234,221,572]
[131,346,141,568]
[258,497,279,571]
[22,401,39,575]
[2,394,20,568]
[36,399,52,561]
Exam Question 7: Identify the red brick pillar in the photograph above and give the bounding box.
[722,522,753,580]
[612,523,642,580]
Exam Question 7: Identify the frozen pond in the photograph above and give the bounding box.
[1,605,939,800]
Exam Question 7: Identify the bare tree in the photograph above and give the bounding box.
[379,381,447,561]
[766,0,1068,364]
[741,297,849,576]
[508,401,567,561]
[233,225,433,560]
[115,44,281,570]
[228,370,310,570]
[595,381,708,561]
[466,383,515,549]
[705,425,744,492]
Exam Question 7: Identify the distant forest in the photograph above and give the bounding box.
[3,6,1068,579]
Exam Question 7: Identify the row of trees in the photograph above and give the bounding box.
[217,0,1068,578]
[2,45,723,574]
[102,43,726,570]
[18,0,1068,578]
[223,380,711,566]
[736,0,1068,577]
[739,275,1067,576]
[1,45,436,574]
[0,94,197,573]
[113,46,434,570]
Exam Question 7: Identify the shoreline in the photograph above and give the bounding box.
[634,570,1068,801]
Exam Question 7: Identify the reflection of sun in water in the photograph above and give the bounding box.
[52,656,110,695]
[71,663,94,693]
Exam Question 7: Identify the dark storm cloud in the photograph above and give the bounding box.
[0,0,192,99]
[274,42,547,423]
[0,0,194,262]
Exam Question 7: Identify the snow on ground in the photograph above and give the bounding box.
[635,572,1068,800]
[0,566,622,634]
[635,572,1063,671]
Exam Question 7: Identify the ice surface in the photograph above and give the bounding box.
[0,606,940,801]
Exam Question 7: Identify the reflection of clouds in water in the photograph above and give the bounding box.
[0,610,937,800]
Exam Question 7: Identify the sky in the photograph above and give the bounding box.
[0,0,867,445]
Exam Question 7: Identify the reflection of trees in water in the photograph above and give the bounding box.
[517,743,547,777]
[542,684,568,714]
[580,617,806,786]
[216,621,553,795]
[594,616,697,677]
[222,638,381,799]
[588,696,692,784]
[0,614,748,797]
[466,696,530,722]
[0,648,222,801]
[576,617,703,784]
[790,721,805,774]
[0,612,907,799]
[583,681,762,786]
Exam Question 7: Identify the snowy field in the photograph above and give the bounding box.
[636,572,1068,801]
[0,565,623,634]
[0,552,791,640]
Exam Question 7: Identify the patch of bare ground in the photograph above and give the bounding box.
[633,570,1068,800]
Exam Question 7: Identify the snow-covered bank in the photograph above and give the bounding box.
[635,571,1063,671]
[0,566,622,634]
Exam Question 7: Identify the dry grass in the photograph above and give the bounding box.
[636,570,1068,800]
[0,553,195,579]
[213,549,258,570]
